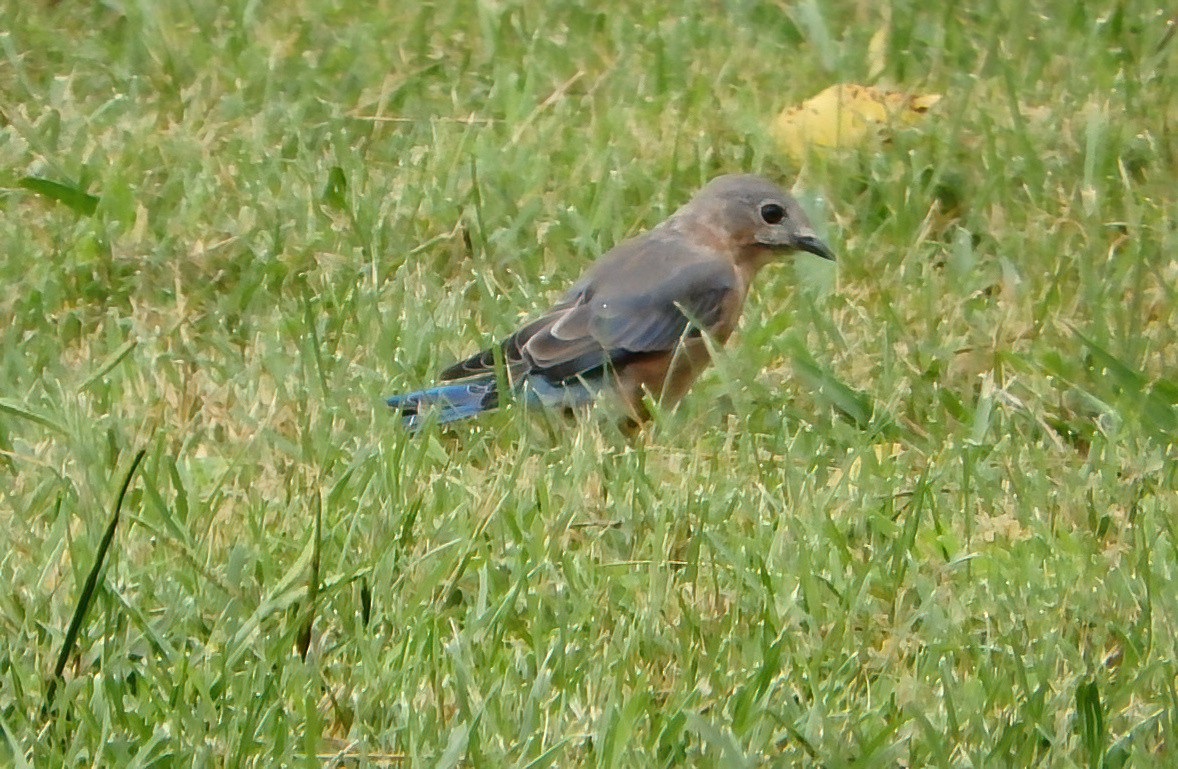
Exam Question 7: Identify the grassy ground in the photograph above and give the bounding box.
[2,0,1176,765]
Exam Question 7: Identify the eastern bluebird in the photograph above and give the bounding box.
[387,174,834,429]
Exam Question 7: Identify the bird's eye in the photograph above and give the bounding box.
[760,203,785,224]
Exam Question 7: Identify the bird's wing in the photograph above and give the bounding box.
[440,232,738,384]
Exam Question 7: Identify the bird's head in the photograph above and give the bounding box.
[682,174,835,262]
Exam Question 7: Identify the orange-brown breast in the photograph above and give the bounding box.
[614,284,749,421]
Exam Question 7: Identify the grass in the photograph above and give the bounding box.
[1,0,1176,765]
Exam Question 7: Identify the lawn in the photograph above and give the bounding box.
[1,0,1175,765]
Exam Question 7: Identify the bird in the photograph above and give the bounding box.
[387,174,834,430]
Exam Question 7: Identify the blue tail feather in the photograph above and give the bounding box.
[386,377,498,429]
[386,371,606,430]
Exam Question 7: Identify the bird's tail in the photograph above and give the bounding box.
[386,376,499,429]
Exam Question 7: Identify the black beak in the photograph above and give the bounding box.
[796,235,835,261]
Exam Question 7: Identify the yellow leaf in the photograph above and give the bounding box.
[866,26,888,81]
[772,84,941,162]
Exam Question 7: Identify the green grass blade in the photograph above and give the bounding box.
[44,448,146,709]
[18,177,99,216]
[0,398,65,434]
